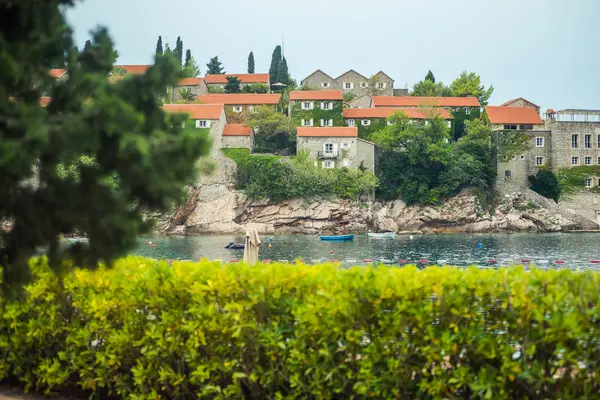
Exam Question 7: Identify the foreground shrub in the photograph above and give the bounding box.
[1,258,600,399]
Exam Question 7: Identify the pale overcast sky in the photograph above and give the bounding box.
[67,0,598,111]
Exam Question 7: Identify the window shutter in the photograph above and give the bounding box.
[195,120,200,128]
[333,143,338,153]
[320,119,324,126]
[330,161,335,168]
[310,119,313,127]
[310,102,314,110]
[329,119,333,126]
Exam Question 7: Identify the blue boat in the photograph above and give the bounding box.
[319,234,355,241]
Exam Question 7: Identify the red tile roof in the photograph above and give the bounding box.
[500,97,540,109]
[114,65,152,74]
[39,97,51,107]
[177,77,203,86]
[223,124,252,136]
[297,127,358,137]
[49,69,66,78]
[162,104,223,120]
[343,107,453,120]
[485,106,544,125]
[289,90,344,101]
[197,93,280,105]
[204,74,269,84]
[372,96,480,108]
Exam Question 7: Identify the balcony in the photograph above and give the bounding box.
[318,151,339,159]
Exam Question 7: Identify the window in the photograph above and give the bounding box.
[320,119,333,127]
[585,156,592,165]
[586,178,592,188]
[324,143,333,154]
[536,156,544,166]
[321,82,330,88]
[248,106,254,112]
[520,124,534,130]
[520,155,525,160]
[387,121,394,126]
[232,106,243,113]
[360,82,368,88]
[572,156,579,165]
[320,102,332,110]
[342,142,350,149]
[572,134,578,148]
[505,170,512,178]
[447,121,452,128]
[377,82,386,89]
[361,119,371,126]
[301,119,313,127]
[343,158,350,167]
[181,121,186,128]
[346,119,355,127]
[195,120,210,128]
[344,82,354,90]
[597,134,600,148]
[322,160,335,169]
[463,107,470,114]
[597,156,600,165]
[301,101,313,110]
[504,124,517,130]
[535,137,544,147]
[585,134,592,148]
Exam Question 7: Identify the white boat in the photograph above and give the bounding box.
[367,232,396,239]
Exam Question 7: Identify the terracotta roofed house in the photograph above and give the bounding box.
[162,103,226,150]
[289,90,344,127]
[49,69,67,79]
[500,97,541,114]
[222,124,254,149]
[371,96,480,108]
[202,73,270,93]
[196,93,281,123]
[296,127,375,172]
[485,106,544,130]
[300,69,394,96]
[113,64,152,75]
[172,77,204,102]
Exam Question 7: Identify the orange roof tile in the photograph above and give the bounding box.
[114,64,152,74]
[204,74,269,84]
[162,104,223,120]
[372,96,480,108]
[485,106,543,125]
[223,124,252,136]
[500,97,540,109]
[289,90,344,101]
[343,107,453,120]
[177,77,203,86]
[546,109,555,114]
[39,97,51,107]
[49,69,66,78]
[197,93,280,105]
[297,127,358,137]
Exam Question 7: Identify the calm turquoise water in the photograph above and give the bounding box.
[131,233,600,269]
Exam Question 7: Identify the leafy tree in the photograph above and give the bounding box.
[155,35,163,57]
[247,105,296,152]
[451,71,494,106]
[343,92,357,107]
[178,88,198,102]
[242,83,269,94]
[247,51,255,74]
[366,75,386,96]
[269,45,282,84]
[425,70,435,83]
[411,79,453,97]
[225,75,241,93]
[529,170,560,202]
[0,1,211,287]
[206,56,225,74]
[183,50,200,77]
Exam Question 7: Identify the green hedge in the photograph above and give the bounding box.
[2,258,600,399]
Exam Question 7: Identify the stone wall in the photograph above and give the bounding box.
[334,70,371,97]
[297,136,358,169]
[196,111,237,185]
[348,95,371,108]
[301,70,335,89]
[393,88,409,97]
[559,192,600,223]
[503,98,540,114]
[496,129,552,186]
[356,139,375,172]
[222,135,252,149]
[172,84,206,102]
[301,70,394,96]
[547,121,600,170]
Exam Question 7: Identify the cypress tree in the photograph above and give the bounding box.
[276,56,290,85]
[185,49,191,66]
[425,70,435,83]
[84,39,92,52]
[155,35,163,56]
[175,37,183,67]
[268,45,282,83]
[247,51,255,74]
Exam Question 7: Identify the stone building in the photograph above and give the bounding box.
[196,93,281,123]
[222,124,253,149]
[300,70,394,97]
[201,73,270,92]
[296,127,375,172]
[288,90,344,127]
[501,97,540,114]
[486,105,548,186]
[343,107,453,140]
[347,94,372,109]
[113,65,152,75]
[172,77,205,102]
[545,109,600,223]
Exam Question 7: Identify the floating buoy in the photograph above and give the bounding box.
[521,259,530,263]
[145,239,149,243]
[149,241,152,245]
[330,250,334,254]
[555,260,566,264]
[268,243,272,248]
[262,259,271,263]
[488,259,497,264]
[590,260,600,264]
[363,259,373,263]
[419,259,429,264]
[346,259,357,264]
[409,235,414,240]
[278,260,289,263]
[229,259,238,263]
[330,260,339,263]
[398,260,408,264]
[437,259,448,265]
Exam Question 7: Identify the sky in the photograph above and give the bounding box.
[66,0,599,111]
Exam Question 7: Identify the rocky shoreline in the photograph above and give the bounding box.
[156,184,599,236]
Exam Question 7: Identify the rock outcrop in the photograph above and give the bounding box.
[157,184,598,235]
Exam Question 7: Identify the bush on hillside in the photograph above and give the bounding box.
[1,257,599,399]
[223,149,377,202]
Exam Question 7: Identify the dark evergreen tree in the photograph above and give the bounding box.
[175,36,183,67]
[425,70,435,83]
[185,49,191,66]
[276,56,290,85]
[0,0,210,287]
[84,39,92,52]
[247,51,255,74]
[269,45,282,83]
[206,56,225,74]
[225,76,242,93]
[155,35,163,56]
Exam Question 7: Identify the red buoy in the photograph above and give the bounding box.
[590,260,600,264]
[419,259,429,264]
[521,259,530,263]
[398,260,408,264]
[488,259,497,264]
[363,259,373,263]
[555,260,565,264]
[262,259,272,263]
[229,259,238,263]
